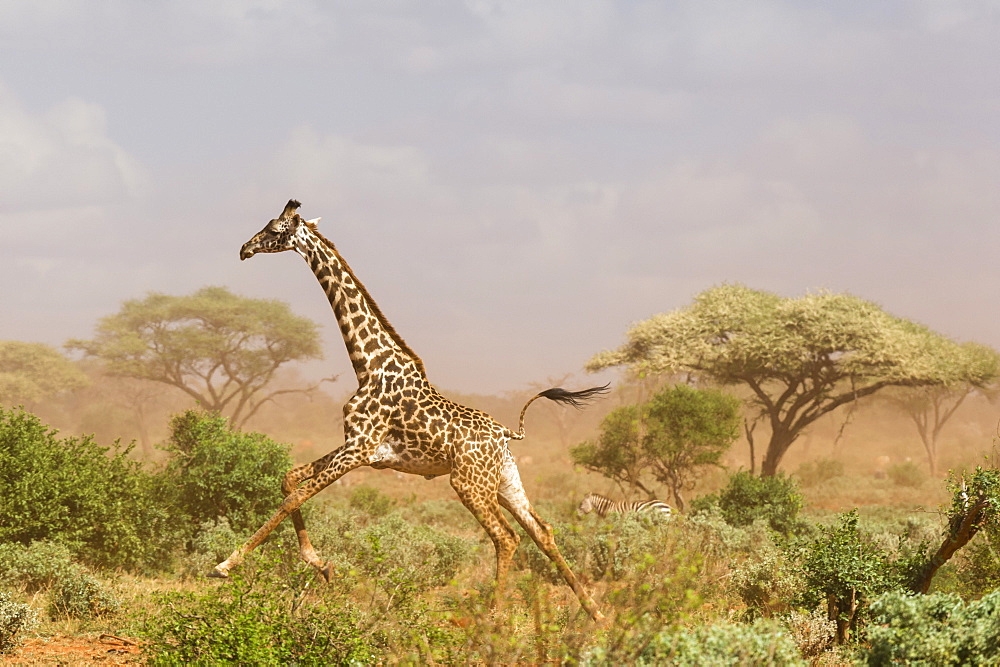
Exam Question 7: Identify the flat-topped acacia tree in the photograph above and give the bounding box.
[68,286,327,428]
[587,284,999,477]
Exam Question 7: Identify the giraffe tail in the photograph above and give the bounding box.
[510,383,611,440]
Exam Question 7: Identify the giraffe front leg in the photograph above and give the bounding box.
[283,458,335,577]
[210,447,365,580]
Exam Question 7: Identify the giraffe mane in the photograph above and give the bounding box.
[310,227,427,376]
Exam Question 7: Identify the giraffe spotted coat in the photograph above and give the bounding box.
[212,200,607,621]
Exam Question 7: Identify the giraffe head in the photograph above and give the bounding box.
[240,199,319,260]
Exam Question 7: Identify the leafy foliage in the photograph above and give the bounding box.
[47,569,120,620]
[909,464,1000,593]
[795,458,845,487]
[695,470,806,535]
[570,404,648,495]
[0,592,36,655]
[159,410,293,539]
[571,384,740,509]
[864,590,1000,665]
[0,340,88,408]
[796,510,915,643]
[145,554,379,665]
[588,284,998,475]
[632,618,805,666]
[0,407,174,570]
[67,286,325,427]
[0,540,79,593]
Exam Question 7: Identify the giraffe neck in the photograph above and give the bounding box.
[293,225,425,384]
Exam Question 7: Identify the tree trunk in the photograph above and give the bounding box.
[760,430,798,477]
[910,495,988,594]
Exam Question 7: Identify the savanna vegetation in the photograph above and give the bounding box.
[2,283,1000,664]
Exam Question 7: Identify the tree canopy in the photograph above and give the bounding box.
[571,384,740,510]
[587,284,998,476]
[67,286,326,428]
[0,341,88,408]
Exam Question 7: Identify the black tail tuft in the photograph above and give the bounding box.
[539,383,611,409]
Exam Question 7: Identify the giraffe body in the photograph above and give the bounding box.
[213,200,606,621]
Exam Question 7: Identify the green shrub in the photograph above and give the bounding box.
[145,553,379,664]
[698,471,806,535]
[0,540,78,593]
[519,513,671,584]
[951,535,1000,598]
[888,461,926,488]
[0,407,175,571]
[0,591,37,654]
[864,589,1000,665]
[339,513,474,594]
[159,411,292,539]
[349,485,396,517]
[47,569,120,620]
[730,543,803,619]
[796,510,911,643]
[178,518,243,580]
[611,618,804,666]
[796,458,845,487]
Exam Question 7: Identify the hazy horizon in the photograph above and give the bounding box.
[3,2,1000,394]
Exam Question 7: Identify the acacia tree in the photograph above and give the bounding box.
[886,349,999,477]
[0,341,88,408]
[571,404,651,497]
[588,284,999,477]
[68,286,329,428]
[571,384,740,510]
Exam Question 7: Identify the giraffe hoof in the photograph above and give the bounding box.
[207,568,230,579]
[318,562,335,583]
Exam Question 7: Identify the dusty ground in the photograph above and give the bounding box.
[6,634,142,665]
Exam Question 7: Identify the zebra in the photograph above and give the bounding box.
[577,492,672,519]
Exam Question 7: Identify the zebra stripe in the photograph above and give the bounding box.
[577,492,672,519]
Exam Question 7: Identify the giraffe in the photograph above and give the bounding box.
[211,199,607,621]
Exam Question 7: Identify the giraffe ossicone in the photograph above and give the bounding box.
[214,199,608,621]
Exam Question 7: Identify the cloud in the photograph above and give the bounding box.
[0,83,147,217]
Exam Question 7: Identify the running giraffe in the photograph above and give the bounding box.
[578,492,673,519]
[211,200,608,621]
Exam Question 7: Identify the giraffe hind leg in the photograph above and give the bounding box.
[498,473,604,621]
[450,479,520,611]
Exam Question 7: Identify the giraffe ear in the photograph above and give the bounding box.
[306,217,321,226]
[282,199,302,218]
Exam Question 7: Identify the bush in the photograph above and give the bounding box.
[796,458,845,487]
[888,460,926,488]
[624,619,804,666]
[349,485,395,517]
[518,513,671,584]
[951,535,1000,598]
[159,411,293,539]
[697,471,806,535]
[864,589,1000,665]
[796,511,911,643]
[0,591,37,654]
[178,518,244,580]
[730,543,803,619]
[47,569,120,620]
[0,540,78,593]
[333,513,474,596]
[0,407,175,571]
[145,553,379,664]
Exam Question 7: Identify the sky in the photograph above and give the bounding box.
[2,1,1000,395]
